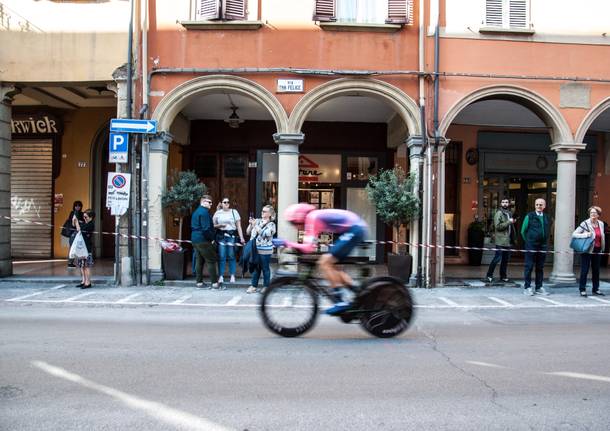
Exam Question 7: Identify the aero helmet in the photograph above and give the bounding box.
[284,203,316,225]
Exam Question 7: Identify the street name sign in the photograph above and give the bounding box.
[109,132,129,163]
[110,118,157,134]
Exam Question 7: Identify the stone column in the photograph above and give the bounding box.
[435,138,450,285]
[147,132,172,282]
[407,136,423,286]
[273,133,304,241]
[550,143,586,284]
[0,84,18,277]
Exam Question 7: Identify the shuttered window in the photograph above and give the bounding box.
[10,140,53,258]
[195,0,246,21]
[485,0,529,29]
[314,0,413,25]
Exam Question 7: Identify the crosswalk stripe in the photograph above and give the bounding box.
[226,296,242,306]
[535,296,566,306]
[63,292,96,302]
[438,297,459,307]
[588,296,610,304]
[115,293,143,304]
[171,294,192,304]
[487,297,513,307]
[5,284,66,301]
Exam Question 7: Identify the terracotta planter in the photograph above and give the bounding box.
[387,253,412,283]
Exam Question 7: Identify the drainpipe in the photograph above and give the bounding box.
[415,0,426,288]
[141,0,149,285]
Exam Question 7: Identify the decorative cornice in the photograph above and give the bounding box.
[0,84,20,103]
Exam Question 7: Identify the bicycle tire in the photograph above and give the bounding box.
[259,276,319,337]
[357,277,414,338]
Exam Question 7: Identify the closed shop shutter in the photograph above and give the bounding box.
[10,139,53,258]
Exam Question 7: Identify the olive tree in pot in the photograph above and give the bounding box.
[161,170,206,280]
[467,217,485,266]
[366,166,420,283]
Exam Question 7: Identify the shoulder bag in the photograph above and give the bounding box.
[570,222,594,253]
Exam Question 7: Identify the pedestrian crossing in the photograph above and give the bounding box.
[1,284,609,310]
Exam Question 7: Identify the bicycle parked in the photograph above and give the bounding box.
[259,245,415,338]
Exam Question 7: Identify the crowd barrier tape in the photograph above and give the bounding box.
[4,215,610,257]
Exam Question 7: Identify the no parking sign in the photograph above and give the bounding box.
[106,172,131,216]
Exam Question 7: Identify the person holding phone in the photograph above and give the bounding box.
[245,205,276,294]
[213,197,245,285]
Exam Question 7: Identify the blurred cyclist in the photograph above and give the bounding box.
[277,203,368,315]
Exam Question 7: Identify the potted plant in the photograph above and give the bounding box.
[467,216,486,266]
[161,170,206,280]
[366,166,420,283]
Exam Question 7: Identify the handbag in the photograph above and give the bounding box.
[69,231,89,259]
[570,223,594,253]
[61,218,72,238]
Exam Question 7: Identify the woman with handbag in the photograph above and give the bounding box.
[245,205,276,294]
[213,198,245,285]
[572,206,605,297]
[72,209,96,289]
[63,200,84,268]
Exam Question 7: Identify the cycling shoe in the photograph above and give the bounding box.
[325,301,352,316]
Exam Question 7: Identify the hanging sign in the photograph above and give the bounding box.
[106,172,131,216]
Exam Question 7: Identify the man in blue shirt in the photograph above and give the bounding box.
[191,195,218,288]
[521,198,551,296]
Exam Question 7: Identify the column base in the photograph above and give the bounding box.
[550,271,576,284]
[408,273,418,287]
[149,269,165,284]
[0,259,13,277]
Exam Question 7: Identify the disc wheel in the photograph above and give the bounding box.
[358,279,414,338]
[259,276,319,337]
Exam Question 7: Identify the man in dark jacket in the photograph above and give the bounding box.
[191,195,218,288]
[521,198,551,296]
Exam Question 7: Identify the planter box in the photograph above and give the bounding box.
[163,249,187,280]
[387,253,412,283]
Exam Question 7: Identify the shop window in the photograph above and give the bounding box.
[346,156,377,181]
[314,0,413,25]
[195,0,246,21]
[483,0,530,31]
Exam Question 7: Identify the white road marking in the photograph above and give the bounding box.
[226,296,242,306]
[589,296,610,304]
[171,294,192,304]
[5,284,66,301]
[32,361,233,431]
[63,292,96,302]
[466,361,508,369]
[115,293,143,304]
[437,297,459,307]
[546,371,610,383]
[487,297,513,307]
[535,296,566,306]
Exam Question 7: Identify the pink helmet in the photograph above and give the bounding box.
[284,203,316,225]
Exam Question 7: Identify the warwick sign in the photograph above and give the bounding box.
[11,114,61,135]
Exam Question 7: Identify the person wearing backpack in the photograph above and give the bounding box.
[572,206,605,297]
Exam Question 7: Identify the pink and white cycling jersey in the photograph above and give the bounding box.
[288,209,367,253]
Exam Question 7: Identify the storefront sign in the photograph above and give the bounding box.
[299,154,341,183]
[106,172,131,216]
[11,114,61,135]
[277,79,304,93]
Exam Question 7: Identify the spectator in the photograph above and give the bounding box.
[246,205,276,294]
[486,198,516,284]
[213,197,245,285]
[572,206,605,297]
[65,200,83,268]
[521,198,551,296]
[73,209,95,289]
[191,195,219,289]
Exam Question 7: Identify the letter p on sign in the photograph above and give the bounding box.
[109,132,129,163]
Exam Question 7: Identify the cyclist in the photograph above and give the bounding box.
[278,203,368,315]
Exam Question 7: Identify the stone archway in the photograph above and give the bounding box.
[288,78,421,136]
[152,75,289,134]
[574,96,610,144]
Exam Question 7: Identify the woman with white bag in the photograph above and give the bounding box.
[71,209,96,289]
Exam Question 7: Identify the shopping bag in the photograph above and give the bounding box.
[570,236,594,253]
[69,232,89,259]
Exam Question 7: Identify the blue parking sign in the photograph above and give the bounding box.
[109,132,129,163]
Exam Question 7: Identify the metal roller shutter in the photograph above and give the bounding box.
[10,139,53,258]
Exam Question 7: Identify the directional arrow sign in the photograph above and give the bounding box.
[110,118,157,134]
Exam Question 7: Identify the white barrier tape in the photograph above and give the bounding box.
[4,215,609,256]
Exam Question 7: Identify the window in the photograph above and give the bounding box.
[314,0,413,25]
[484,0,529,30]
[195,0,246,21]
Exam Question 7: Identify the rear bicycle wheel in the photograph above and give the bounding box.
[259,276,319,337]
[358,278,414,338]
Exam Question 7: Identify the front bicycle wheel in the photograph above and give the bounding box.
[259,276,319,337]
[358,278,414,338]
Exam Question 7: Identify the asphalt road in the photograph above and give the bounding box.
[1,284,610,431]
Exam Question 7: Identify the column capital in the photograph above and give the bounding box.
[273,132,305,145]
[406,135,423,160]
[112,63,129,83]
[550,142,586,154]
[0,84,20,103]
[149,131,173,154]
